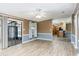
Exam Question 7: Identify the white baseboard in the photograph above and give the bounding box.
[22,39,36,44]
[38,33,52,35]
[71,42,78,49]
[37,38,52,41]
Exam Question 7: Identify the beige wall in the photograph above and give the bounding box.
[77,12,79,39]
[22,19,29,35]
[72,15,75,34]
[37,20,52,33]
[66,23,72,32]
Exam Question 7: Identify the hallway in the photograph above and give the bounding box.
[0,36,75,56]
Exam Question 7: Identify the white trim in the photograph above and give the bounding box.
[38,33,52,35]
[37,38,52,41]
[22,39,36,44]
[22,34,29,43]
[22,34,29,36]
[2,16,8,48]
[74,14,78,49]
[37,33,53,41]
[23,33,52,37]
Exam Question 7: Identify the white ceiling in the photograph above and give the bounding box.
[0,3,77,21]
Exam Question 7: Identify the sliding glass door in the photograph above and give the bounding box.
[8,19,22,47]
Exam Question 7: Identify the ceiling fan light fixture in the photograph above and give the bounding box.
[36,15,42,18]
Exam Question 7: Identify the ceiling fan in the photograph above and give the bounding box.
[34,9,46,19]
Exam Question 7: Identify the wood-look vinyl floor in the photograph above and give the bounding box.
[0,37,76,56]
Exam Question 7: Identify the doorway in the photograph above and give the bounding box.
[8,20,22,47]
[29,21,37,39]
[52,18,72,39]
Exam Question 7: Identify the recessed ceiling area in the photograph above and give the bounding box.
[0,3,77,22]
